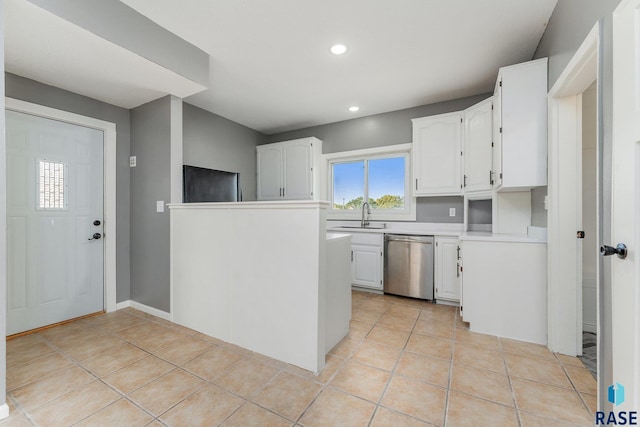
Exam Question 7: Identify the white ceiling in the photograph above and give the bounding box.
[6,0,558,135]
[4,0,207,109]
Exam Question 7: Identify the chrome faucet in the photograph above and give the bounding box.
[361,202,370,228]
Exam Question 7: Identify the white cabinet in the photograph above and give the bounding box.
[460,238,547,344]
[257,137,323,200]
[492,58,548,190]
[463,98,493,193]
[350,233,383,290]
[412,112,463,196]
[434,237,461,302]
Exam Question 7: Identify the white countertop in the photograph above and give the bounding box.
[326,221,462,237]
[327,221,547,243]
[459,231,547,243]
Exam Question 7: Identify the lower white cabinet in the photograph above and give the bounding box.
[460,239,547,344]
[350,233,383,290]
[434,236,461,302]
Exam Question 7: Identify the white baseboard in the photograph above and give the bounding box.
[583,322,597,334]
[115,300,131,311]
[0,403,9,420]
[116,300,171,321]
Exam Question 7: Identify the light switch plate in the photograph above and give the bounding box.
[129,156,137,167]
[156,201,164,213]
[449,208,456,217]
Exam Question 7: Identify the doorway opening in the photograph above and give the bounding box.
[579,81,597,378]
[547,21,601,382]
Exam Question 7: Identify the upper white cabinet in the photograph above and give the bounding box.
[492,58,548,190]
[463,98,493,193]
[412,112,463,196]
[257,137,323,201]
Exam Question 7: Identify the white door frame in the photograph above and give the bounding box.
[547,23,600,356]
[5,97,117,314]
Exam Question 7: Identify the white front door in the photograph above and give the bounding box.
[6,110,105,335]
[611,0,640,411]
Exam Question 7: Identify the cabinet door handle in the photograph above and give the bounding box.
[415,179,418,190]
[489,170,493,185]
[463,175,467,187]
[351,250,354,262]
[457,246,460,260]
[457,262,460,278]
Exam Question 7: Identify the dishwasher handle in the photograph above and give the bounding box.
[385,235,433,244]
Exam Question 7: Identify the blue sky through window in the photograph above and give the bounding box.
[333,157,405,208]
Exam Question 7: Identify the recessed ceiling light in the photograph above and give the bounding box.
[330,44,347,55]
[348,106,359,112]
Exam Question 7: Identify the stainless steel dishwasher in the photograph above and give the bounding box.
[384,234,434,300]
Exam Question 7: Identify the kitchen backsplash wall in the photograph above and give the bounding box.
[416,196,464,224]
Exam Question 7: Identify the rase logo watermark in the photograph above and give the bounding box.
[595,382,638,425]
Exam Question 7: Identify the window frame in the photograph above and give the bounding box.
[325,144,415,221]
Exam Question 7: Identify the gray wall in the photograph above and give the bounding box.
[534,0,623,407]
[267,94,491,153]
[183,103,265,201]
[5,73,132,303]
[530,187,547,227]
[267,94,491,224]
[130,97,172,312]
[0,7,7,407]
[416,197,464,224]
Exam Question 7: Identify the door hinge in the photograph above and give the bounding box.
[499,81,502,87]
[491,142,494,147]
[381,251,383,257]
[461,306,463,312]
[577,231,585,239]
[460,118,463,123]
[500,173,503,179]
[499,127,502,133]
[460,151,463,156]
[380,279,382,285]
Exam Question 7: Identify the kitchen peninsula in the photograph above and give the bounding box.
[169,201,349,373]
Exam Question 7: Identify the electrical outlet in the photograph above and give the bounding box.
[449,208,456,217]
[129,156,137,167]
[156,201,164,213]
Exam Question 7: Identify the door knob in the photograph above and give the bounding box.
[93,220,101,226]
[88,233,102,241]
[600,243,627,259]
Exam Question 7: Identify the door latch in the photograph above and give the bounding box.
[88,233,102,241]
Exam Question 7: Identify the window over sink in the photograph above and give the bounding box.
[326,144,415,221]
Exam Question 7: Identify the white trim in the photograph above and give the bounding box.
[116,299,172,321]
[0,404,8,420]
[323,143,412,161]
[5,97,118,314]
[170,96,183,204]
[547,23,599,356]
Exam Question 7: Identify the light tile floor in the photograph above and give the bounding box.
[3,291,597,426]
